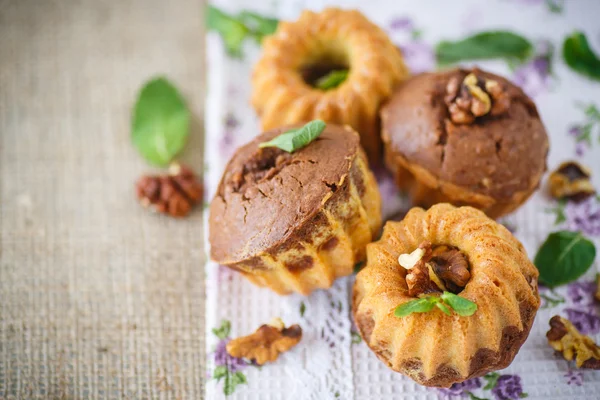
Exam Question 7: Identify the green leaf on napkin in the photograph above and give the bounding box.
[315,70,349,90]
[563,31,600,82]
[238,11,279,42]
[212,320,231,340]
[259,120,326,153]
[132,77,189,166]
[206,5,278,57]
[224,371,247,395]
[213,365,227,381]
[534,230,596,288]
[435,31,533,66]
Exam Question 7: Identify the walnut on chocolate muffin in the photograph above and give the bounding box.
[209,123,381,295]
[381,67,549,218]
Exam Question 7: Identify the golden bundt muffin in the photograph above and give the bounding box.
[209,124,381,295]
[252,8,408,162]
[353,204,540,387]
[381,68,549,218]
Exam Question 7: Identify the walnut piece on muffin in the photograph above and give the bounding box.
[381,67,549,218]
[209,123,381,295]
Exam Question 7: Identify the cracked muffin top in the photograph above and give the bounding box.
[381,68,549,201]
[209,124,360,264]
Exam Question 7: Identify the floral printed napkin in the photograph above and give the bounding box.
[204,0,600,398]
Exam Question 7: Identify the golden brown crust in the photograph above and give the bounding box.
[352,204,540,387]
[381,68,549,218]
[252,8,409,161]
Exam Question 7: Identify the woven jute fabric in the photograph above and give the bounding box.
[0,0,206,398]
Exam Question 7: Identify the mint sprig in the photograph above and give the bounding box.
[315,70,349,90]
[562,31,600,82]
[394,292,477,318]
[259,120,326,153]
[132,77,190,166]
[206,6,278,58]
[534,230,596,288]
[435,31,533,66]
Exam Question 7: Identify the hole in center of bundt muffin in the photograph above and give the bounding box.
[299,46,350,90]
[402,242,472,297]
[300,63,348,88]
[229,147,293,194]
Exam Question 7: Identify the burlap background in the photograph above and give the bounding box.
[0,0,206,398]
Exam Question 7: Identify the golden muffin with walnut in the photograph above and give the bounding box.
[353,204,540,387]
[209,123,381,295]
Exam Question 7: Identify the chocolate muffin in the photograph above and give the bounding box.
[381,68,549,218]
[209,124,381,295]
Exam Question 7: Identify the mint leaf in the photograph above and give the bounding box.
[238,11,278,42]
[436,31,533,66]
[394,297,437,317]
[315,70,349,90]
[212,320,231,340]
[351,331,362,344]
[259,120,326,153]
[206,6,278,58]
[299,302,306,317]
[132,77,190,166]
[213,365,228,381]
[563,31,600,82]
[435,301,452,316]
[441,292,477,316]
[206,6,249,58]
[545,0,564,13]
[534,230,596,288]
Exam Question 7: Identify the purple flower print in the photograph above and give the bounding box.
[387,16,434,74]
[214,338,249,373]
[565,369,584,386]
[567,280,597,310]
[491,375,525,400]
[219,112,240,158]
[565,308,600,335]
[388,16,414,32]
[564,196,600,236]
[512,40,553,97]
[399,42,435,74]
[438,377,482,398]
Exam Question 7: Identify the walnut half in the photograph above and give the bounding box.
[400,241,471,297]
[226,318,302,365]
[547,315,600,369]
[445,71,510,125]
[549,161,595,202]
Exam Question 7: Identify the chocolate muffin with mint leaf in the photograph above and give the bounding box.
[209,121,381,295]
[381,67,549,218]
